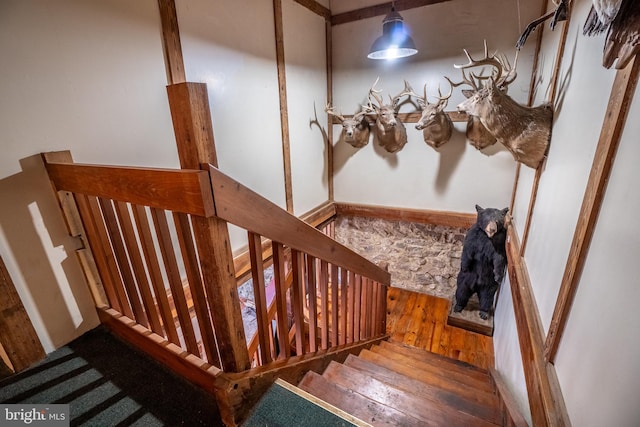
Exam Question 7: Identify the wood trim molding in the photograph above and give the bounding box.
[99,308,221,392]
[209,168,390,284]
[544,56,640,362]
[273,0,294,213]
[519,0,572,256]
[293,0,331,20]
[326,18,334,201]
[331,111,467,124]
[506,228,570,427]
[331,0,452,26]
[489,368,530,427]
[157,0,186,84]
[335,202,475,229]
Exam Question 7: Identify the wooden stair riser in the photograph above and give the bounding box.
[380,340,491,382]
[298,371,424,427]
[322,361,500,427]
[358,349,498,407]
[369,345,495,394]
[343,354,502,424]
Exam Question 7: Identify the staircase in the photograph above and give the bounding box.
[296,339,503,426]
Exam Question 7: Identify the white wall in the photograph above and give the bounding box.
[493,275,532,425]
[0,0,330,352]
[505,0,640,425]
[331,0,543,213]
[554,82,640,426]
[283,1,330,216]
[0,0,177,351]
[518,0,616,334]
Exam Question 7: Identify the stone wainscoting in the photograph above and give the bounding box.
[334,215,468,300]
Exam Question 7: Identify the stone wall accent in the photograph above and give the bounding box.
[334,215,468,300]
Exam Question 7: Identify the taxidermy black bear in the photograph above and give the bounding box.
[454,205,509,320]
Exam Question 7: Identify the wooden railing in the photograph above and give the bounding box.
[43,153,390,377]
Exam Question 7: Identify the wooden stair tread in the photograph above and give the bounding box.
[298,371,424,427]
[343,354,502,424]
[369,345,495,394]
[381,340,491,381]
[323,361,500,426]
[358,349,499,407]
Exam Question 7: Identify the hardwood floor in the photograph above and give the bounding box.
[386,286,494,370]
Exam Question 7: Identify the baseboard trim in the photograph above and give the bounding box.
[506,228,570,427]
[334,203,475,228]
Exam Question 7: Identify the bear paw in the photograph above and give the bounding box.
[454,304,464,313]
[479,311,489,320]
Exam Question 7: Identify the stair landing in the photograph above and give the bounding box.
[386,287,494,370]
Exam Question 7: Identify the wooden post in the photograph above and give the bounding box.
[41,151,108,309]
[273,0,294,213]
[0,256,45,372]
[166,82,250,372]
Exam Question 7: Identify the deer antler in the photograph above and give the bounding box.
[454,40,504,84]
[366,77,384,109]
[324,102,345,122]
[402,81,426,108]
[445,68,482,91]
[405,80,452,110]
[389,80,412,109]
[434,79,453,110]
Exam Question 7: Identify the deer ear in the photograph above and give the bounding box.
[462,89,474,98]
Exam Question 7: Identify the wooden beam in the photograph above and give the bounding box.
[0,256,45,372]
[157,0,186,84]
[509,0,549,215]
[544,56,640,362]
[326,18,334,201]
[519,1,571,256]
[166,82,251,372]
[331,0,452,26]
[332,111,467,124]
[273,0,294,213]
[42,151,108,309]
[43,162,214,217]
[166,83,218,168]
[293,0,331,20]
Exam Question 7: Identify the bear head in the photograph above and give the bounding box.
[475,205,509,238]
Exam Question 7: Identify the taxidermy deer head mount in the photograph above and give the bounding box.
[454,42,553,169]
[404,80,454,149]
[362,78,410,153]
[445,69,497,150]
[325,103,371,148]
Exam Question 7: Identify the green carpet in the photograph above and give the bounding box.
[0,326,224,426]
[242,379,363,427]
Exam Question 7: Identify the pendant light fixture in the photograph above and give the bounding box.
[367,3,418,60]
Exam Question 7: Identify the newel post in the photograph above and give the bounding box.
[166,82,250,372]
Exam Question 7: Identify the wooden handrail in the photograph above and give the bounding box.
[45,161,215,217]
[208,165,391,285]
[43,153,389,383]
